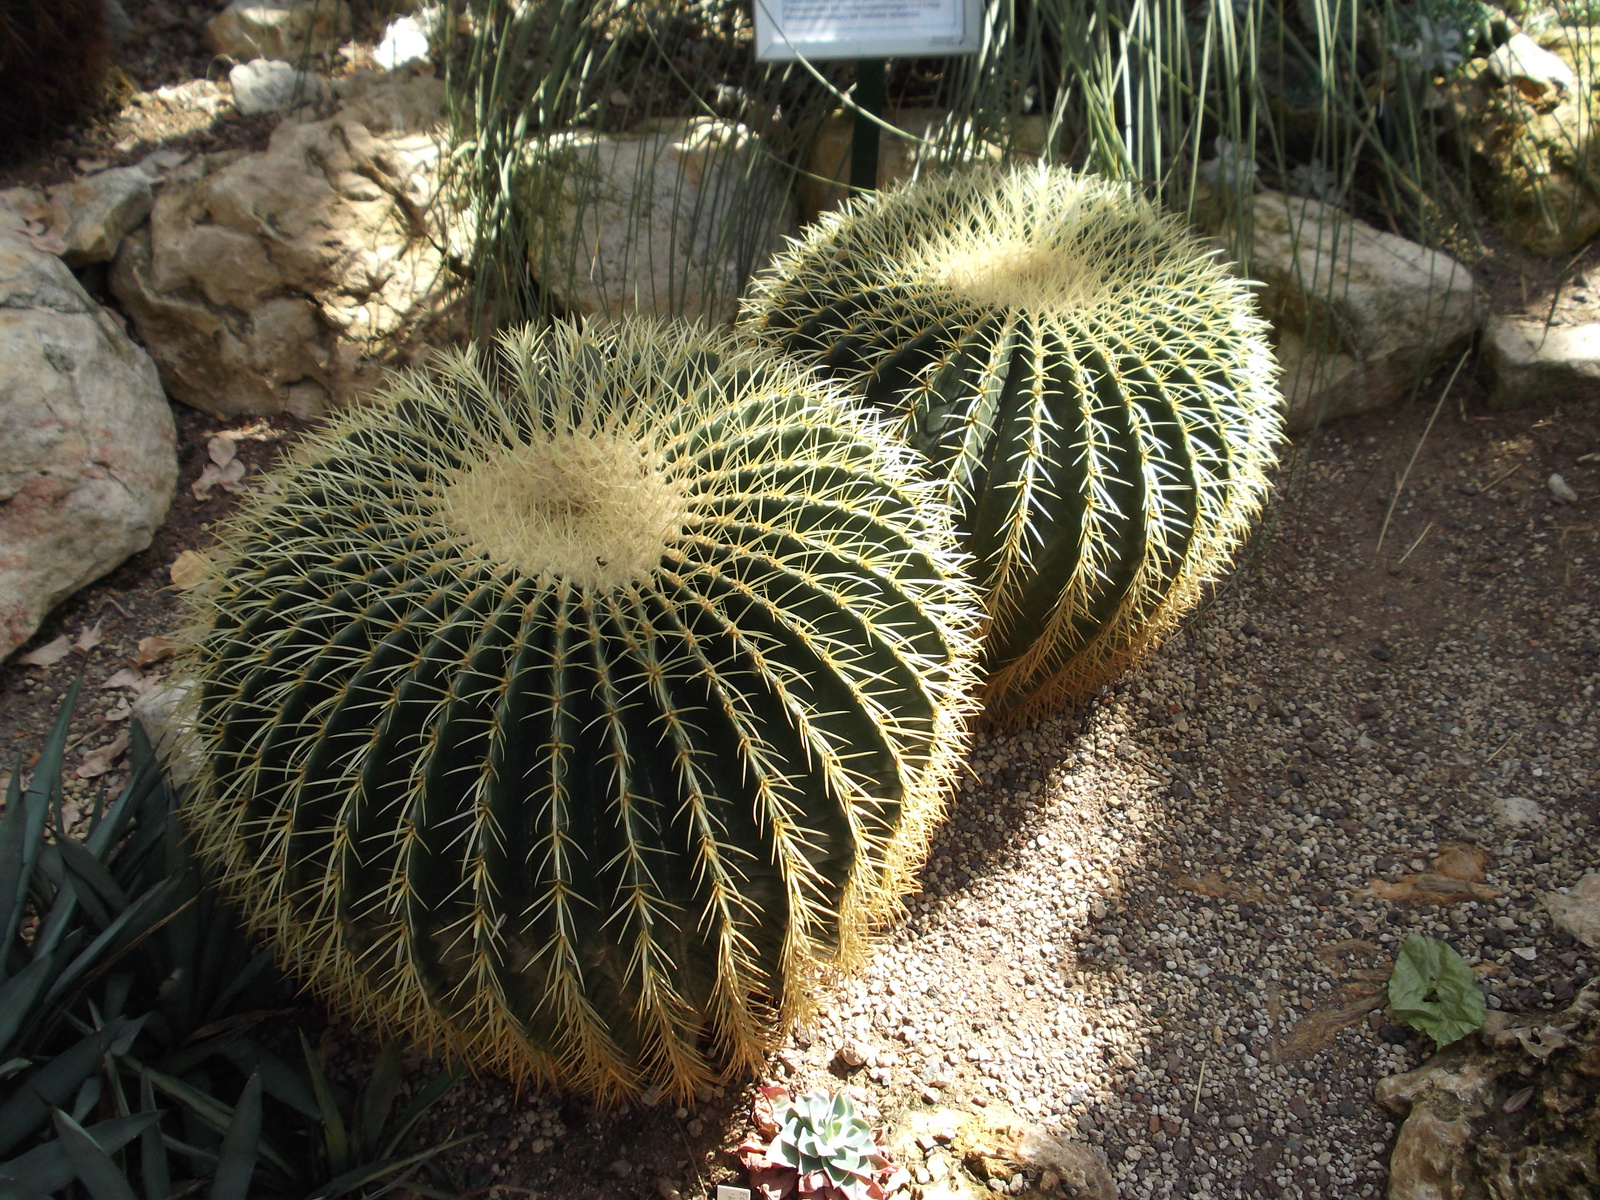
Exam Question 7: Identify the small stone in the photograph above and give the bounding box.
[229,59,324,116]
[1512,945,1538,961]
[836,1039,876,1069]
[1549,473,1579,504]
[1224,1114,1245,1128]
[1493,795,1546,828]
[609,1160,632,1177]
[1546,873,1600,948]
[686,1118,704,1138]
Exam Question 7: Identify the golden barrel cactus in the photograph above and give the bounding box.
[743,166,1283,722]
[173,322,981,1103]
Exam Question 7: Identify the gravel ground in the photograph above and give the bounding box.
[4,382,1597,1200]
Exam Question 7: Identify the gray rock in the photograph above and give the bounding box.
[46,165,156,266]
[1243,191,1479,431]
[1483,32,1576,97]
[1492,795,1546,828]
[373,10,435,70]
[1545,873,1600,949]
[110,80,462,418]
[0,227,177,659]
[205,0,352,61]
[1549,473,1579,504]
[522,119,796,324]
[1015,1126,1116,1200]
[132,679,200,786]
[229,59,325,116]
[1481,315,1600,408]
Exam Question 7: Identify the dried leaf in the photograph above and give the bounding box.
[104,701,132,722]
[192,457,246,501]
[76,731,130,779]
[134,635,179,666]
[170,551,211,590]
[16,635,71,666]
[207,435,238,469]
[102,667,148,693]
[73,619,104,655]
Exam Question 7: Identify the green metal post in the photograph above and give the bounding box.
[850,59,886,193]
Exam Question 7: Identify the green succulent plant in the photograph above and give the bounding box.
[742,166,1283,723]
[172,321,981,1104]
[768,1090,880,1199]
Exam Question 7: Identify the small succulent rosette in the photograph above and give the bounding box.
[739,1085,908,1200]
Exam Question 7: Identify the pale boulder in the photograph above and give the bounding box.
[1245,191,1478,431]
[1480,314,1600,408]
[523,119,795,324]
[205,0,351,61]
[0,228,177,658]
[110,80,463,418]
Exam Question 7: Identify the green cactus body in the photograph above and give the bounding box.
[174,322,980,1103]
[742,166,1283,723]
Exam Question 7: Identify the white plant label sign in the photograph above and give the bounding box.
[753,0,982,61]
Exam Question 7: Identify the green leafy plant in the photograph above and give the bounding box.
[172,321,982,1104]
[738,1085,905,1200]
[0,683,468,1200]
[1388,932,1487,1048]
[743,165,1283,723]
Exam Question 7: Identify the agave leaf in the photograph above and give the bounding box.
[208,1074,261,1200]
[0,1113,159,1197]
[356,1044,403,1160]
[50,1108,139,1200]
[0,763,37,979]
[378,1062,463,1160]
[139,1073,172,1200]
[0,1015,143,1157]
[305,1134,481,1200]
[42,879,182,1011]
[216,1039,320,1120]
[202,953,275,1026]
[0,955,56,1058]
[55,834,130,916]
[299,1032,349,1177]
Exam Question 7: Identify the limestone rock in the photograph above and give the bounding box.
[205,0,351,62]
[373,10,436,71]
[47,165,156,266]
[110,81,464,419]
[1484,32,1576,99]
[0,227,177,658]
[1461,36,1600,256]
[1377,979,1600,1200]
[522,119,796,324]
[1244,191,1478,431]
[1480,314,1600,408]
[1545,872,1600,949]
[229,59,326,117]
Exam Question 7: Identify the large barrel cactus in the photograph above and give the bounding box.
[173,322,980,1103]
[742,166,1283,722]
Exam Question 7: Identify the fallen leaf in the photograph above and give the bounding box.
[103,701,132,723]
[73,619,104,655]
[134,635,179,666]
[76,731,130,779]
[170,551,211,590]
[1433,843,1489,883]
[1365,874,1500,905]
[16,635,71,667]
[102,667,148,692]
[207,435,238,469]
[1173,873,1266,904]
[192,456,246,501]
[1271,991,1387,1061]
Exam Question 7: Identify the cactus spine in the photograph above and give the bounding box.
[743,166,1283,723]
[175,322,981,1103]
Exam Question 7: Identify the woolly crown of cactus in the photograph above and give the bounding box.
[172,321,981,1103]
[742,166,1283,722]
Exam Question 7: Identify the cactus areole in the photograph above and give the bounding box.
[743,166,1283,722]
[175,323,980,1103]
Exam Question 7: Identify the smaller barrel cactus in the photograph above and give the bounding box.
[173,321,981,1103]
[743,165,1283,723]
